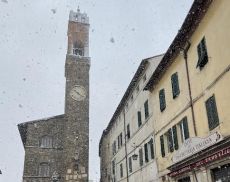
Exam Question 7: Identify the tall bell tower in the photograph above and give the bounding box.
[64,8,90,182]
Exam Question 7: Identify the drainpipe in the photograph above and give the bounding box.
[123,110,129,182]
[180,41,197,136]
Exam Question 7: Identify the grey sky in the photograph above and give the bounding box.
[0,0,193,181]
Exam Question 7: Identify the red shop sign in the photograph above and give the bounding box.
[168,146,230,177]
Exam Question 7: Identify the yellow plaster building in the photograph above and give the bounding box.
[144,0,230,181]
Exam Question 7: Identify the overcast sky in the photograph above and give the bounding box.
[0,0,193,181]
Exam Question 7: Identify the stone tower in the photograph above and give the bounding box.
[64,8,90,181]
[18,8,90,182]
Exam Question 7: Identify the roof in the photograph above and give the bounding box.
[18,114,65,148]
[144,0,213,91]
[99,54,163,155]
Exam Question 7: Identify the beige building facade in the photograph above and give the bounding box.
[144,0,230,182]
[100,0,230,182]
[99,55,163,182]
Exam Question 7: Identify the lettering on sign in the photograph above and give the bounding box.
[169,146,230,177]
[172,132,222,163]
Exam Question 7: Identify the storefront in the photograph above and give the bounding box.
[167,134,230,182]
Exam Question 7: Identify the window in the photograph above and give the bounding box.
[128,157,132,173]
[143,74,147,82]
[120,133,122,147]
[40,136,52,148]
[179,117,190,142]
[117,136,120,149]
[171,72,180,98]
[112,141,117,155]
[167,128,174,153]
[196,37,208,69]
[144,143,149,163]
[38,163,50,177]
[148,139,154,159]
[120,163,123,178]
[137,111,142,127]
[112,160,115,175]
[159,89,166,112]
[118,133,122,149]
[144,139,154,163]
[205,95,219,130]
[139,148,143,167]
[127,124,130,139]
[172,125,179,150]
[160,135,165,157]
[144,100,149,119]
[167,126,178,153]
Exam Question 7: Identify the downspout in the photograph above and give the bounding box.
[123,110,129,182]
[181,41,197,136]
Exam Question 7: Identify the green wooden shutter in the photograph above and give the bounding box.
[205,95,219,130]
[171,72,180,98]
[120,163,123,178]
[127,124,130,139]
[139,148,143,166]
[144,143,149,162]
[144,100,149,119]
[183,117,190,139]
[149,138,154,159]
[112,160,115,174]
[160,135,165,157]
[172,125,178,150]
[117,136,120,149]
[197,37,208,69]
[128,157,132,173]
[159,89,166,112]
[138,111,142,127]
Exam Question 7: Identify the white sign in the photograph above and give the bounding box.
[172,132,223,163]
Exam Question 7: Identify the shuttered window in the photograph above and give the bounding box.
[159,89,166,112]
[137,111,142,127]
[149,138,154,159]
[127,124,130,139]
[120,163,123,178]
[182,117,189,140]
[167,129,174,153]
[172,125,178,150]
[205,95,219,130]
[197,37,208,69]
[120,133,123,147]
[144,143,149,163]
[171,72,180,98]
[160,135,165,157]
[112,160,115,175]
[139,148,143,166]
[180,117,190,142]
[117,136,120,149]
[144,100,149,119]
[128,157,132,173]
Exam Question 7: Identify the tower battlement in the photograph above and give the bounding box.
[69,8,89,24]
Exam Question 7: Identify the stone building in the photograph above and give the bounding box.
[99,55,163,182]
[18,8,90,182]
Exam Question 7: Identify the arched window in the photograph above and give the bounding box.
[73,41,84,56]
[40,136,52,148]
[38,163,50,177]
